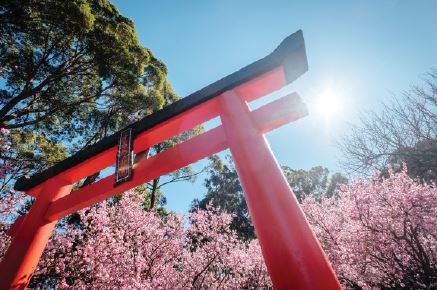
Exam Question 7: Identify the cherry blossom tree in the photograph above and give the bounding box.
[1,126,270,288]
[3,122,435,289]
[0,128,28,257]
[6,191,271,289]
[302,168,437,289]
[0,189,27,258]
[0,128,14,191]
[182,205,271,289]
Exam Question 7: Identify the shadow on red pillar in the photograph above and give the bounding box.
[218,90,342,290]
[0,179,72,289]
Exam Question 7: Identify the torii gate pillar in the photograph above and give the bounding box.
[0,179,72,289]
[219,91,340,289]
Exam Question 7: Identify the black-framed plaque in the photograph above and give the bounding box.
[115,128,134,185]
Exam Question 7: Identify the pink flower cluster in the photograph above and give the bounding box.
[302,168,437,289]
[1,156,435,288]
[29,193,271,289]
[0,128,12,179]
[0,190,27,257]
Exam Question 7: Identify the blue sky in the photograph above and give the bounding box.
[111,0,437,213]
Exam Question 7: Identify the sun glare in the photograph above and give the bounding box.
[315,88,343,120]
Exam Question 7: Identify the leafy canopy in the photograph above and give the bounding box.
[0,0,177,187]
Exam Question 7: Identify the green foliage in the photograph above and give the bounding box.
[193,155,348,240]
[282,165,348,201]
[326,172,349,198]
[135,184,168,218]
[10,130,67,170]
[192,155,255,241]
[0,0,177,187]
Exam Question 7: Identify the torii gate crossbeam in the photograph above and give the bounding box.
[0,30,342,290]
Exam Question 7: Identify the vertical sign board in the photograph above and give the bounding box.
[115,128,134,185]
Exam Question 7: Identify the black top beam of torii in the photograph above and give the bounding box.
[14,30,308,192]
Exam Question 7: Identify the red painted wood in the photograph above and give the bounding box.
[6,215,25,238]
[218,90,341,290]
[26,67,287,198]
[235,67,286,102]
[252,92,308,132]
[0,179,72,289]
[25,99,218,198]
[45,126,228,221]
[44,92,306,221]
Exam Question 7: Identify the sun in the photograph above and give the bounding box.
[314,88,343,119]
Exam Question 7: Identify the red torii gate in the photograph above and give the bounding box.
[0,30,341,290]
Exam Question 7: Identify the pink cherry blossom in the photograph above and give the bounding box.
[22,192,271,288]
[1,129,435,289]
[302,168,437,289]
